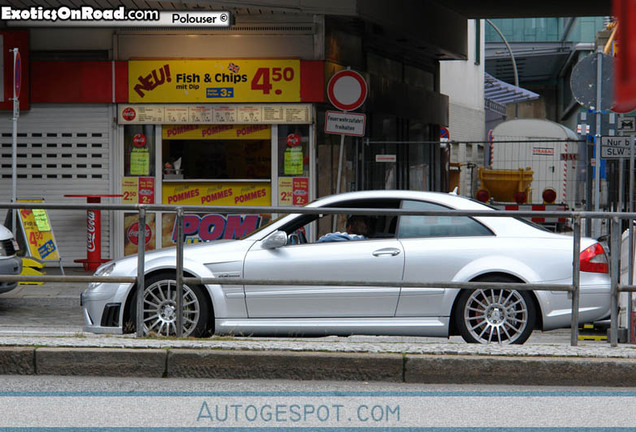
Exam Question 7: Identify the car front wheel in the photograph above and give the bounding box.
[455,277,536,344]
[129,273,210,337]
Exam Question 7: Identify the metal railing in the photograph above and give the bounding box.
[0,200,634,346]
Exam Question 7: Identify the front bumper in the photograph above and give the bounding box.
[81,281,131,334]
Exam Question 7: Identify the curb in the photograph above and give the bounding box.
[167,349,404,381]
[405,355,636,386]
[3,346,636,386]
[36,348,166,377]
[0,347,35,375]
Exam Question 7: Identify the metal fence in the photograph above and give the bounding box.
[0,200,635,347]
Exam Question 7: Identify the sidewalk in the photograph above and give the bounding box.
[1,267,636,385]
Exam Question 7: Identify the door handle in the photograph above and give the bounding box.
[373,248,401,257]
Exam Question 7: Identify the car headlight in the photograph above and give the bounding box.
[94,262,116,277]
[89,262,116,289]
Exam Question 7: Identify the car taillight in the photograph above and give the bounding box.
[580,243,609,273]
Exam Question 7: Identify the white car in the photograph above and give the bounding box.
[0,225,22,294]
[81,190,611,344]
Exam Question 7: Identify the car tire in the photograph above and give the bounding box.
[128,272,211,337]
[455,275,536,344]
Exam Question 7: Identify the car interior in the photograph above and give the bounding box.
[278,197,495,244]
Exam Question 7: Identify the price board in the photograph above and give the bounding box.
[129,59,301,103]
[16,199,62,262]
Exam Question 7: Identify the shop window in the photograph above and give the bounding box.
[277,125,309,177]
[161,125,271,180]
[124,125,155,177]
[162,139,270,180]
[277,125,310,206]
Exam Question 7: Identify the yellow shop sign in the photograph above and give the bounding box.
[163,182,271,206]
[162,124,271,140]
[130,59,301,103]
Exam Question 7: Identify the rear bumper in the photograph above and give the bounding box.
[542,287,612,330]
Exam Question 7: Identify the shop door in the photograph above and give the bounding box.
[357,139,436,191]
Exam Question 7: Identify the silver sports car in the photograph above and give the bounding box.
[81,190,611,344]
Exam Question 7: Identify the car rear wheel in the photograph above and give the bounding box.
[455,276,536,344]
[130,273,210,337]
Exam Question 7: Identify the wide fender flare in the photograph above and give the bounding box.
[131,255,232,317]
[450,256,552,330]
[452,255,540,285]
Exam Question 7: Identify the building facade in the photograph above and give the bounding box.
[0,3,467,266]
[440,19,486,198]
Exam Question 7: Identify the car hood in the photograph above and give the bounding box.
[98,239,255,276]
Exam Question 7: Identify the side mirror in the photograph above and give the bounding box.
[262,230,288,249]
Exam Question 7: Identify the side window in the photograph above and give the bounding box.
[398,200,493,238]
[279,198,402,245]
[319,198,402,241]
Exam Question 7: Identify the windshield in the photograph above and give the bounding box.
[240,215,285,239]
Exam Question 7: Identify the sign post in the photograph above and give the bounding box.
[11,48,20,236]
[571,51,614,236]
[325,68,368,230]
[630,135,635,343]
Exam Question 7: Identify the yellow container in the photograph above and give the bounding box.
[478,167,534,202]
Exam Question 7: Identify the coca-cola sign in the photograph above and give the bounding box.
[133,133,147,148]
[127,222,153,246]
[87,210,97,252]
[122,107,136,121]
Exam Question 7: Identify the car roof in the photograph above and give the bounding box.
[247,190,564,240]
[307,190,495,211]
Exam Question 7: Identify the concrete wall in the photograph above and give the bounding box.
[440,20,485,197]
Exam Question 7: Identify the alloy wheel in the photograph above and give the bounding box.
[142,279,201,337]
[463,288,529,344]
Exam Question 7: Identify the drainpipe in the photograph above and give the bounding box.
[486,19,519,119]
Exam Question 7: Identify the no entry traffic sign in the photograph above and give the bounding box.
[327,69,367,111]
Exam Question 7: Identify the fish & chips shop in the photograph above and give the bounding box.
[118,58,320,255]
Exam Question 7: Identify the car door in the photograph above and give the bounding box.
[396,199,495,317]
[243,227,404,319]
